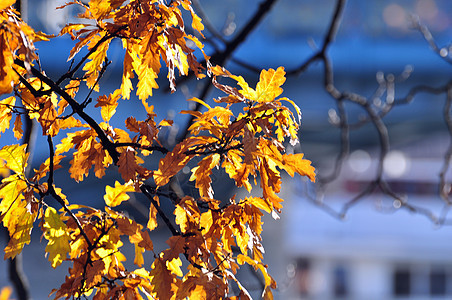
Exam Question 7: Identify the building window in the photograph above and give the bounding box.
[393,268,411,296]
[333,265,348,297]
[295,258,310,296]
[430,268,447,296]
[393,264,452,297]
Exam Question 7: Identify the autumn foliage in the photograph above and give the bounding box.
[0,1,315,299]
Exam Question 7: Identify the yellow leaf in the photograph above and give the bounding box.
[4,200,35,259]
[255,67,286,103]
[43,207,70,268]
[82,32,110,89]
[230,75,256,100]
[104,180,134,207]
[88,0,118,20]
[189,97,211,110]
[120,42,135,99]
[174,196,200,234]
[147,197,158,231]
[199,210,213,235]
[181,2,205,37]
[236,254,276,299]
[0,160,9,177]
[59,23,88,39]
[136,62,159,101]
[0,286,12,300]
[166,257,183,277]
[0,144,28,175]
[245,196,272,214]
[0,96,16,135]
[158,119,174,127]
[0,176,27,225]
[0,0,15,11]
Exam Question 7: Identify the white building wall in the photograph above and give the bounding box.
[349,259,392,299]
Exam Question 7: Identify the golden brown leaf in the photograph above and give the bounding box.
[38,99,58,135]
[95,91,120,122]
[189,154,220,198]
[153,140,193,187]
[12,115,22,140]
[117,147,140,182]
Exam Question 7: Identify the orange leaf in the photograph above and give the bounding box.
[149,257,179,299]
[189,154,220,198]
[281,153,316,182]
[38,99,58,135]
[154,141,192,187]
[0,32,18,95]
[12,115,22,140]
[117,147,139,182]
[125,116,140,133]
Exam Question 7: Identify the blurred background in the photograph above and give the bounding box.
[2,0,452,299]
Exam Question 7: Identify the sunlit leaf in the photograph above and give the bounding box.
[104,180,134,207]
[0,0,15,11]
[0,144,28,175]
[43,207,71,268]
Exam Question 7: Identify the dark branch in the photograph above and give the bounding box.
[14,59,120,164]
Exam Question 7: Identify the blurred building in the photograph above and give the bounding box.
[277,133,452,299]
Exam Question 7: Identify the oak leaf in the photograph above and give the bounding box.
[255,67,286,103]
[95,91,120,122]
[0,1,15,10]
[43,207,71,268]
[0,144,28,175]
[189,154,220,198]
[117,147,140,182]
[4,203,35,259]
[104,181,134,207]
[13,115,22,140]
[153,140,193,187]
[0,97,16,136]
[149,257,179,299]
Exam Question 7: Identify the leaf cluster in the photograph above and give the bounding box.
[0,1,315,299]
